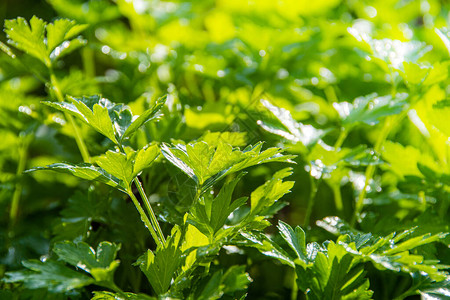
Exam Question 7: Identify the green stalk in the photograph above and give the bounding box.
[9,135,30,232]
[332,184,344,215]
[303,176,319,227]
[82,46,96,78]
[350,110,409,226]
[438,189,450,219]
[392,280,418,300]
[133,177,166,245]
[291,271,298,300]
[127,190,162,248]
[49,70,91,163]
[334,127,349,150]
[116,144,165,246]
[350,117,391,226]
[100,281,129,299]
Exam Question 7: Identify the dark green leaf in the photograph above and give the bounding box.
[4,260,94,293]
[53,241,120,282]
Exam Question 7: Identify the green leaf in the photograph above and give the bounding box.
[96,150,134,188]
[48,0,120,24]
[4,260,94,293]
[4,16,87,65]
[319,217,449,281]
[222,265,252,294]
[122,95,166,141]
[189,174,248,238]
[53,241,121,282]
[45,95,165,143]
[4,16,48,64]
[401,62,430,85]
[383,233,447,256]
[240,231,295,268]
[53,190,109,241]
[207,142,244,178]
[333,93,408,126]
[161,143,196,179]
[71,96,118,143]
[186,141,214,185]
[138,231,184,295]
[277,221,308,262]
[162,140,294,189]
[200,131,248,147]
[44,95,117,143]
[195,271,224,300]
[209,175,246,233]
[133,144,160,178]
[382,141,440,179]
[435,28,450,56]
[250,167,294,215]
[259,99,326,147]
[26,162,125,192]
[418,277,450,299]
[92,291,156,300]
[95,146,159,189]
[0,40,16,58]
[49,36,87,61]
[348,28,432,70]
[191,266,251,300]
[46,19,87,52]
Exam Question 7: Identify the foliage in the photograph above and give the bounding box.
[0,0,449,299]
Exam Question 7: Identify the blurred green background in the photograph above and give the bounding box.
[1,0,449,298]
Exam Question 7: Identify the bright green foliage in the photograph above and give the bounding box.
[44,95,166,144]
[29,145,159,192]
[248,219,448,299]
[161,140,294,189]
[1,1,450,299]
[250,168,294,215]
[333,93,408,126]
[137,231,184,295]
[258,99,327,148]
[27,163,124,191]
[4,16,87,66]
[188,174,248,238]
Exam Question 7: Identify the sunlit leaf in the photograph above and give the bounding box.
[259,99,326,147]
[333,93,408,126]
[26,162,125,191]
[4,16,87,65]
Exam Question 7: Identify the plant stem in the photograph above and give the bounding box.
[49,70,91,163]
[128,190,162,248]
[392,283,418,300]
[82,46,96,78]
[351,115,394,226]
[133,177,166,245]
[303,176,319,227]
[291,271,298,300]
[9,135,30,234]
[116,144,165,246]
[438,189,450,219]
[332,184,343,215]
[334,127,349,150]
[102,281,129,299]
